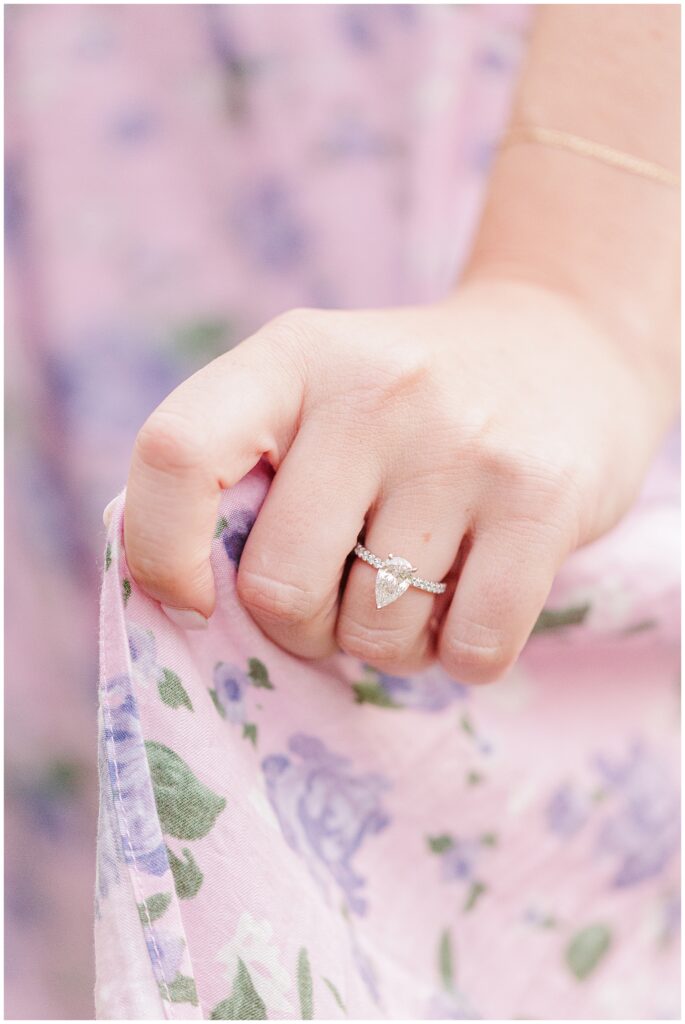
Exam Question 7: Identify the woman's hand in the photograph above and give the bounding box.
[123,278,675,683]
[124,6,678,684]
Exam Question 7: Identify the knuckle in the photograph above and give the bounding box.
[469,438,583,545]
[492,444,578,504]
[349,354,433,419]
[134,409,210,476]
[337,617,415,668]
[440,626,515,684]
[237,569,319,626]
[265,307,323,352]
[260,308,325,393]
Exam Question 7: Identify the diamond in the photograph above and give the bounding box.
[375,555,416,609]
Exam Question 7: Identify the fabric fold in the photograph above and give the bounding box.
[96,457,679,1020]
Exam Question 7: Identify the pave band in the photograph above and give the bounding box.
[353,543,447,609]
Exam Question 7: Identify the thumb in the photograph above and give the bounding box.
[123,313,309,621]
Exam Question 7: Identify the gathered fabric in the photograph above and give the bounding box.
[96,449,679,1020]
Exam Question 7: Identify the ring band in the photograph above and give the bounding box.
[353,543,447,609]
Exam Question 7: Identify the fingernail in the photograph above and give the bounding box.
[102,497,118,528]
[161,605,209,631]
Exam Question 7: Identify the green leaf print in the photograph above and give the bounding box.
[532,603,590,634]
[211,959,267,1019]
[566,924,612,980]
[41,758,83,797]
[158,668,193,711]
[105,542,112,571]
[243,722,258,746]
[322,977,347,1015]
[208,688,226,718]
[163,972,199,1006]
[122,578,132,605]
[297,947,314,1019]
[214,515,229,539]
[438,928,454,992]
[352,681,400,708]
[137,891,172,925]
[460,714,476,737]
[145,741,226,840]
[174,317,233,360]
[463,880,487,912]
[167,845,204,900]
[623,618,657,635]
[480,832,498,847]
[247,657,274,689]
[427,834,454,854]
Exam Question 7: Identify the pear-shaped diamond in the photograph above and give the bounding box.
[375,556,415,609]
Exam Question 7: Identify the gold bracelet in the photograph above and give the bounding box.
[504,124,679,188]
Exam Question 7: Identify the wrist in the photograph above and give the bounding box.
[463,143,679,415]
[447,272,678,458]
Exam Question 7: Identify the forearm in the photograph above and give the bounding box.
[465,5,680,406]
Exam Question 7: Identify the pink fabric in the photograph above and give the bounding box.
[96,449,679,1020]
[6,5,679,1018]
[7,7,529,1011]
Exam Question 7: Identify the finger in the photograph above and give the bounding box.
[124,316,308,618]
[237,416,378,658]
[438,522,562,684]
[337,484,465,673]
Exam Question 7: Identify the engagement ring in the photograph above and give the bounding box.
[353,543,447,609]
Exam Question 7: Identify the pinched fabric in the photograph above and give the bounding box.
[96,451,680,1021]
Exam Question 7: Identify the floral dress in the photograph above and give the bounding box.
[6,4,679,1019]
[96,443,679,1020]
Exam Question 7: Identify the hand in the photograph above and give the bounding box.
[124,278,674,682]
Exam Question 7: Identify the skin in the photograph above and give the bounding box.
[123,6,679,684]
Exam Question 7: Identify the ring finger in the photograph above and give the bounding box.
[336,484,467,674]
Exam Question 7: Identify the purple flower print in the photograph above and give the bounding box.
[128,623,155,668]
[427,989,481,1020]
[319,115,404,160]
[594,743,680,887]
[545,783,592,838]
[145,929,185,986]
[340,7,380,49]
[545,742,679,889]
[440,840,483,884]
[127,623,159,687]
[339,5,415,52]
[231,179,308,270]
[102,675,168,876]
[351,937,381,1005]
[110,108,158,144]
[221,508,256,567]
[262,734,390,914]
[377,666,468,712]
[212,662,249,724]
[96,725,121,907]
[427,834,494,912]
[45,324,179,441]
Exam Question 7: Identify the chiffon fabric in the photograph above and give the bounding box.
[96,446,679,1019]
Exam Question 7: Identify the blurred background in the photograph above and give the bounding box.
[5,4,531,1016]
